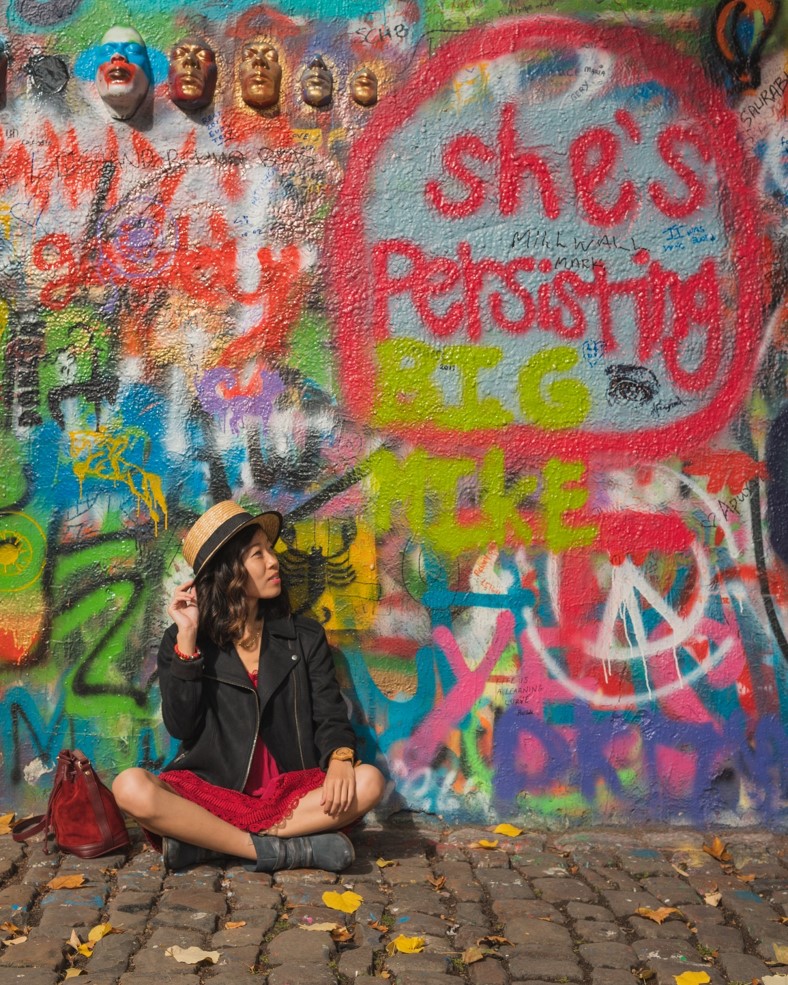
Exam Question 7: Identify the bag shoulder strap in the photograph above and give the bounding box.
[72,751,115,849]
[12,814,47,842]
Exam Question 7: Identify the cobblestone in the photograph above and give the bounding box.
[0,822,786,984]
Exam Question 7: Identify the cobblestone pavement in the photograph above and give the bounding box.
[0,817,787,985]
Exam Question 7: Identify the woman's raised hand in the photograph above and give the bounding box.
[168,581,200,641]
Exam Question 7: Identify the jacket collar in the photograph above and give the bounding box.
[201,614,299,699]
[266,614,297,639]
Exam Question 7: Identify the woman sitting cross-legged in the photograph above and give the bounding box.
[113,500,386,872]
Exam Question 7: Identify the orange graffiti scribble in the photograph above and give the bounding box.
[684,450,767,494]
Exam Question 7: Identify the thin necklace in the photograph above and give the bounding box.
[238,618,263,651]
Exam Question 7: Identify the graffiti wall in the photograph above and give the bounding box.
[1,0,787,828]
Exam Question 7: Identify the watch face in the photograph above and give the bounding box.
[332,747,354,760]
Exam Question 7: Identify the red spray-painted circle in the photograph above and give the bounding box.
[326,17,765,462]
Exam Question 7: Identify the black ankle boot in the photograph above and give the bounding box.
[244,832,354,873]
[162,837,223,871]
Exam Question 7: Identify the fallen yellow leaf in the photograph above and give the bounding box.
[1,935,27,946]
[76,943,94,957]
[474,840,499,850]
[0,812,14,835]
[703,891,722,907]
[376,857,396,868]
[493,823,523,837]
[88,923,115,942]
[224,921,247,930]
[299,922,343,932]
[775,943,788,963]
[368,920,389,933]
[322,890,363,914]
[0,923,19,933]
[462,945,485,964]
[635,906,680,924]
[331,927,355,943]
[386,934,426,955]
[64,971,85,979]
[47,875,86,890]
[165,945,220,965]
[673,974,710,985]
[702,837,731,863]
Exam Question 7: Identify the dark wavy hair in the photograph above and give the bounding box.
[195,524,290,648]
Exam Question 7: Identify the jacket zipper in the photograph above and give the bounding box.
[204,674,260,790]
[291,644,306,769]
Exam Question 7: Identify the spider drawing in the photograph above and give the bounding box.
[278,519,358,620]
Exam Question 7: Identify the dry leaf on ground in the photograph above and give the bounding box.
[224,921,247,930]
[635,906,680,924]
[47,875,86,890]
[165,945,220,965]
[763,975,788,984]
[1,935,27,946]
[386,934,426,955]
[322,890,363,914]
[331,927,355,943]
[427,875,445,890]
[376,858,396,868]
[299,922,343,933]
[774,943,788,963]
[88,923,116,942]
[68,930,82,950]
[493,823,523,837]
[472,840,499,850]
[0,813,14,835]
[462,945,485,964]
[64,971,85,979]
[0,923,19,933]
[702,837,732,863]
[673,973,710,985]
[736,872,756,882]
[368,920,389,933]
[703,891,722,906]
[477,935,512,947]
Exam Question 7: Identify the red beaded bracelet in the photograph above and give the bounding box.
[174,642,201,661]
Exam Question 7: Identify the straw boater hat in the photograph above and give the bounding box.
[182,501,283,578]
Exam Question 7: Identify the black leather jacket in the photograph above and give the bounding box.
[157,614,357,791]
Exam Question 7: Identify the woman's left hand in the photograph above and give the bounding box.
[321,760,356,817]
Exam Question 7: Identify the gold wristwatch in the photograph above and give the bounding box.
[330,747,355,763]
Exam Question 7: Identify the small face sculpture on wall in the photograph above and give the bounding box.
[350,66,378,106]
[300,56,332,108]
[239,39,281,110]
[169,39,217,111]
[95,27,152,120]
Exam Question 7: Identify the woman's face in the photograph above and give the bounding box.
[242,527,281,600]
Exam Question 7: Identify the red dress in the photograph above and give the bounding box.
[154,669,325,842]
